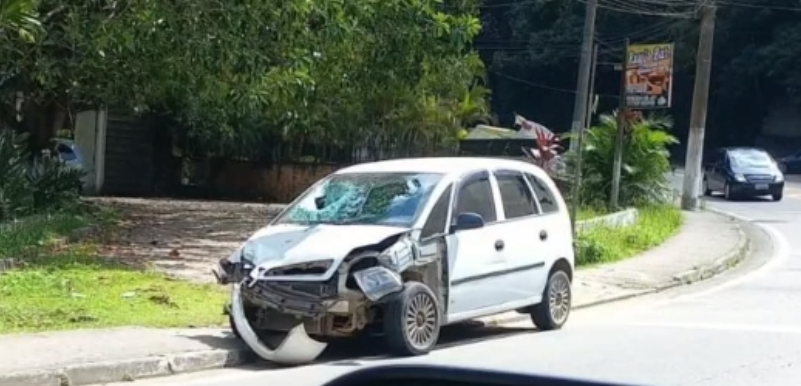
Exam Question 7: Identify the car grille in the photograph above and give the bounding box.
[745,174,774,183]
[242,277,339,318]
[266,260,333,276]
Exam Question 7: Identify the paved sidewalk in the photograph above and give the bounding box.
[0,210,749,386]
[572,209,747,307]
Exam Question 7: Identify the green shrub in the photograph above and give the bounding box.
[0,131,84,221]
[568,113,678,208]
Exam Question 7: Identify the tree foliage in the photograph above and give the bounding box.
[0,0,487,154]
[569,112,678,209]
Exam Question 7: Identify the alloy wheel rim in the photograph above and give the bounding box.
[404,292,438,349]
[548,274,571,324]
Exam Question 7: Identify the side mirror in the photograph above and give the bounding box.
[451,212,485,233]
[314,196,326,210]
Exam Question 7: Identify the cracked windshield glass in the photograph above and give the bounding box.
[275,172,442,227]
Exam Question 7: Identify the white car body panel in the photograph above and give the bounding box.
[239,224,409,281]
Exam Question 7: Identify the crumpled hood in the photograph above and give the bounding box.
[238,223,409,269]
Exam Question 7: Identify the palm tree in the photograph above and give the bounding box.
[573,111,679,208]
[0,0,41,42]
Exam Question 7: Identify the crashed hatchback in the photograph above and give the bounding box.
[214,157,575,364]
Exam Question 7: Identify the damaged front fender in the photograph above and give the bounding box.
[230,283,328,365]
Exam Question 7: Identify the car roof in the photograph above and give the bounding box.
[335,157,541,176]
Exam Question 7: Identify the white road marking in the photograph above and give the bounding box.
[666,221,789,302]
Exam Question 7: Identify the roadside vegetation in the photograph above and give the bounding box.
[570,112,683,266]
[576,205,682,266]
[0,132,226,334]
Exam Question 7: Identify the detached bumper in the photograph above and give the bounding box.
[230,283,327,365]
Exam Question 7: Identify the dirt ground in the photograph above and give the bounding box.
[87,197,286,283]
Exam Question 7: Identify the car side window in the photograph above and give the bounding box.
[525,173,558,214]
[57,144,77,161]
[454,173,497,223]
[420,184,452,239]
[494,172,537,219]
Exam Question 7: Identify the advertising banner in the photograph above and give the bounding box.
[625,43,673,109]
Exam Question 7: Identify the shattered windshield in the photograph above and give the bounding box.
[274,172,443,227]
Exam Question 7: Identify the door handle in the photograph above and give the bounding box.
[539,230,548,241]
[494,240,504,251]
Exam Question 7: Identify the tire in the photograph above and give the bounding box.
[531,269,572,331]
[702,178,712,196]
[723,182,734,201]
[773,193,783,201]
[779,162,788,174]
[383,281,441,356]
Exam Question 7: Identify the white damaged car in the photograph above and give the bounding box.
[214,157,575,364]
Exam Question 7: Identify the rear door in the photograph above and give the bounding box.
[491,169,546,303]
[524,172,569,299]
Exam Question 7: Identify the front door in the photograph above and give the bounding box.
[445,170,509,316]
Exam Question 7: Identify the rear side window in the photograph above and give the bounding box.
[495,172,537,219]
[421,184,452,238]
[455,175,497,223]
[525,173,559,214]
[57,144,77,161]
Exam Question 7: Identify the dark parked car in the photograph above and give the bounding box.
[703,147,784,201]
[778,150,801,174]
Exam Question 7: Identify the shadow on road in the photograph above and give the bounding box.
[703,195,775,203]
[319,321,536,366]
[238,321,537,371]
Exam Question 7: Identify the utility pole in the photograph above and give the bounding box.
[569,0,599,151]
[610,39,630,210]
[585,44,599,130]
[681,1,716,210]
[570,44,599,236]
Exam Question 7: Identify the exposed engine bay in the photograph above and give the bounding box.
[213,229,447,365]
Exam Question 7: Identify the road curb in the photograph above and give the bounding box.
[480,209,752,327]
[0,348,257,386]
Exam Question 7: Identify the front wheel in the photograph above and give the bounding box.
[531,269,572,331]
[383,282,441,356]
[773,192,783,201]
[703,178,712,196]
[724,182,735,201]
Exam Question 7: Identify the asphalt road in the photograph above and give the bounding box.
[103,174,801,386]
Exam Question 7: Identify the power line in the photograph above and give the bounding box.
[490,70,620,98]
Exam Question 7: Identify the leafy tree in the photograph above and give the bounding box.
[0,0,40,42]
[0,0,487,156]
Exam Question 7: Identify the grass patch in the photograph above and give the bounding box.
[576,205,683,266]
[0,208,227,334]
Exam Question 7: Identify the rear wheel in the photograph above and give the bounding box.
[384,282,441,356]
[703,178,712,196]
[531,269,572,331]
[779,162,788,173]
